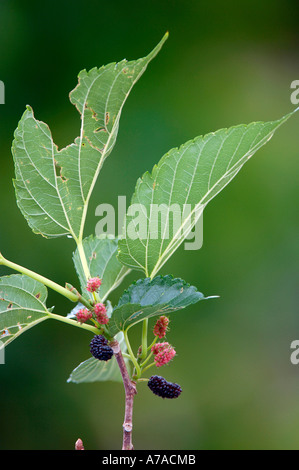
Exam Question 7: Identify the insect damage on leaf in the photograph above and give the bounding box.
[12,33,169,240]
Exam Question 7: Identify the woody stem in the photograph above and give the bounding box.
[110,338,137,450]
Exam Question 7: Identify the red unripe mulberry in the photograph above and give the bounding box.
[94,303,109,325]
[76,308,93,324]
[87,277,102,293]
[151,342,176,367]
[153,316,169,338]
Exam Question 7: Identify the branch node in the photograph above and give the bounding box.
[123,422,133,432]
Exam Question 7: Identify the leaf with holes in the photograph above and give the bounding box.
[0,274,50,346]
[67,332,129,384]
[108,275,213,336]
[73,235,131,301]
[118,110,297,277]
[12,33,168,240]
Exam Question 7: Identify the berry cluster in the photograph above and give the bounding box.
[80,305,182,400]
[76,303,108,325]
[147,375,182,399]
[75,277,110,326]
[90,335,114,361]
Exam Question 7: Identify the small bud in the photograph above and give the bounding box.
[153,316,169,339]
[136,345,143,358]
[76,308,93,324]
[65,283,80,296]
[75,438,84,450]
[86,277,102,293]
[94,303,109,325]
[151,342,176,367]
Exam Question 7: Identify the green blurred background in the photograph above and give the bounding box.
[0,0,298,450]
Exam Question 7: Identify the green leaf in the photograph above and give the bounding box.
[0,274,50,346]
[67,332,128,384]
[118,110,298,277]
[12,33,168,240]
[109,275,211,336]
[73,235,131,301]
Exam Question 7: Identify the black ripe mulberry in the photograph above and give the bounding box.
[148,375,182,399]
[90,335,114,361]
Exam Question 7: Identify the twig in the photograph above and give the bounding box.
[110,339,137,450]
